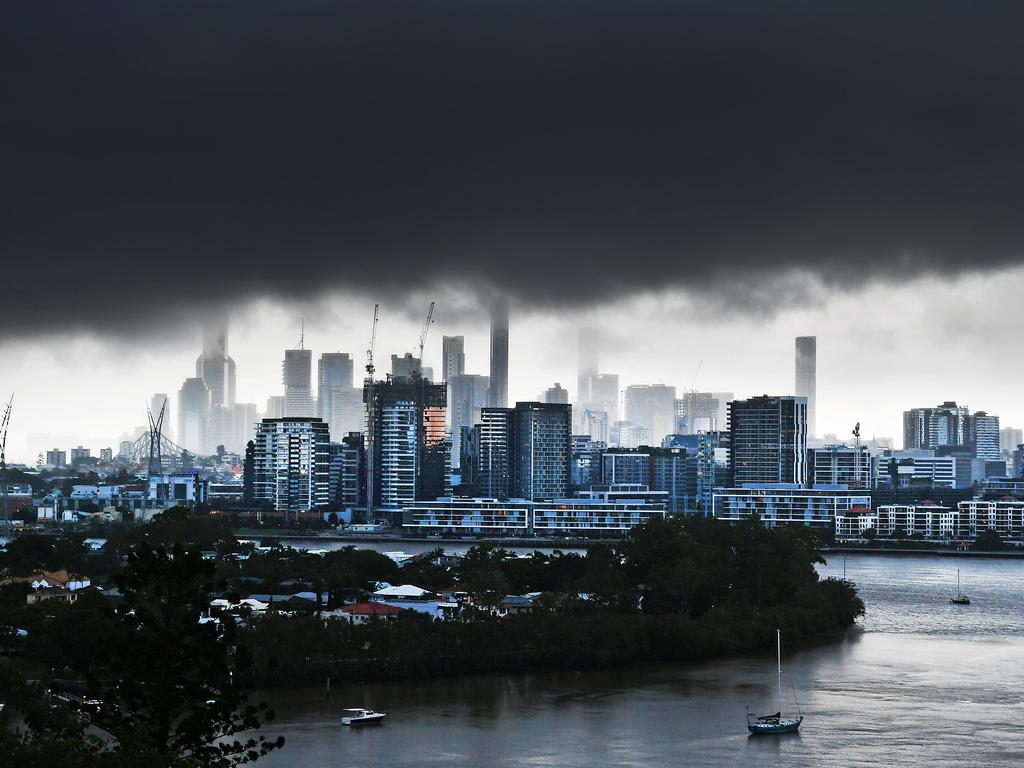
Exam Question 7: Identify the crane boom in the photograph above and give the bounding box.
[366,303,380,377]
[416,301,435,370]
[1,394,13,527]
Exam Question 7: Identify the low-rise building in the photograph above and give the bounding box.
[712,484,871,528]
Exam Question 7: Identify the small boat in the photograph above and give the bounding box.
[747,629,803,735]
[950,569,970,605]
[341,708,387,726]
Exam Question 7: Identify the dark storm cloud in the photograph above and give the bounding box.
[3,1,1024,338]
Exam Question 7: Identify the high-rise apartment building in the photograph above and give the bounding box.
[488,297,509,408]
[448,373,489,468]
[250,417,331,522]
[514,402,571,501]
[283,349,314,417]
[624,384,676,446]
[99,447,113,462]
[442,336,465,381]
[177,377,211,454]
[972,412,1000,461]
[318,352,356,441]
[795,336,817,438]
[476,407,516,498]
[365,377,449,518]
[45,449,66,468]
[902,402,998,459]
[728,395,808,485]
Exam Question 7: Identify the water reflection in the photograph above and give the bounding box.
[256,554,1024,767]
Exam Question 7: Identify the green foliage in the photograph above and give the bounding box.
[972,528,1006,551]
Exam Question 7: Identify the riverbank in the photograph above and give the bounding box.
[240,577,862,686]
[823,545,1024,558]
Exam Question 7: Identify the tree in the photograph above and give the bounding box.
[972,528,1006,551]
[87,542,283,766]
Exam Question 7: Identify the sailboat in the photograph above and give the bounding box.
[747,629,803,735]
[950,569,971,605]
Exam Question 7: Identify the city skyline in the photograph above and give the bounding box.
[5,279,1024,462]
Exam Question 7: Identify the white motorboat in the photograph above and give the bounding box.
[341,708,387,726]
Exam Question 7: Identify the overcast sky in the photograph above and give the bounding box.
[3,2,1024,461]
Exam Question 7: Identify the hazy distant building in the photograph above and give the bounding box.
[70,446,91,464]
[574,407,610,444]
[251,417,331,522]
[207,405,234,454]
[442,336,465,381]
[283,349,314,417]
[544,383,569,404]
[795,336,817,437]
[624,385,676,446]
[99,447,113,462]
[318,352,357,441]
[448,374,489,468]
[728,395,808,485]
[196,318,237,410]
[589,373,620,423]
[232,402,259,451]
[150,393,171,441]
[391,352,432,382]
[577,327,600,403]
[611,420,650,449]
[265,395,285,420]
[177,376,211,454]
[488,297,509,408]
[675,392,728,434]
[46,449,66,468]
[1000,427,1023,457]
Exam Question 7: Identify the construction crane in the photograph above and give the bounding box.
[365,304,379,378]
[689,359,704,393]
[415,300,435,376]
[364,304,380,519]
[0,394,12,528]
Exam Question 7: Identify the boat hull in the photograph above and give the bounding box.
[747,717,802,734]
[342,714,387,726]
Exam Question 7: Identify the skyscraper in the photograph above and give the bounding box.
[972,412,1000,461]
[589,373,620,423]
[318,352,355,441]
[488,296,509,408]
[365,377,449,519]
[442,335,465,381]
[196,318,237,409]
[514,402,571,500]
[727,395,808,485]
[795,336,817,437]
[250,417,331,522]
[577,327,600,403]
[624,384,676,445]
[283,348,314,417]
[177,377,211,454]
[477,407,516,498]
[448,373,489,468]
